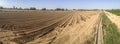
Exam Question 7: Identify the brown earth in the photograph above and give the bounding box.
[0,11,101,44]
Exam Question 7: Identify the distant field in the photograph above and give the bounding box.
[107,10,120,16]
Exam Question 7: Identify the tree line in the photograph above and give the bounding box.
[0,6,37,10]
[0,6,105,11]
[0,6,69,11]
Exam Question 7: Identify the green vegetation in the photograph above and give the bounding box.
[107,9,120,16]
[102,13,120,44]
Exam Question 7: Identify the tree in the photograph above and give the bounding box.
[30,7,36,10]
[0,6,3,9]
[55,8,64,11]
[65,8,68,11]
[73,9,76,10]
[18,7,23,10]
[41,8,46,10]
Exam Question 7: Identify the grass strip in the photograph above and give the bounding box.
[107,10,120,16]
[102,13,120,44]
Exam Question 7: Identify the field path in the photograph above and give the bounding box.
[104,11,120,30]
[94,14,104,44]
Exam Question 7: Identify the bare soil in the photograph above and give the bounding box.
[0,11,101,44]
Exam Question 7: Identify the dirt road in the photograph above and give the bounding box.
[94,14,103,44]
[104,11,120,30]
[0,11,101,44]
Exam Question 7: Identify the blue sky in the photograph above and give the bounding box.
[0,0,120,9]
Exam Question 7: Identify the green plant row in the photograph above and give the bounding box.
[102,13,120,44]
[107,10,120,16]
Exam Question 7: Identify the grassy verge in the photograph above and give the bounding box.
[107,10,120,16]
[102,13,120,44]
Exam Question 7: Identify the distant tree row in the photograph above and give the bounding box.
[0,6,3,9]
[0,6,69,11]
[0,6,37,10]
[1,6,112,11]
[41,8,68,11]
[30,7,36,10]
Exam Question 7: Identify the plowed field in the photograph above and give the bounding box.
[0,11,101,44]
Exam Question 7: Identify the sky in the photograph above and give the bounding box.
[0,0,120,9]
